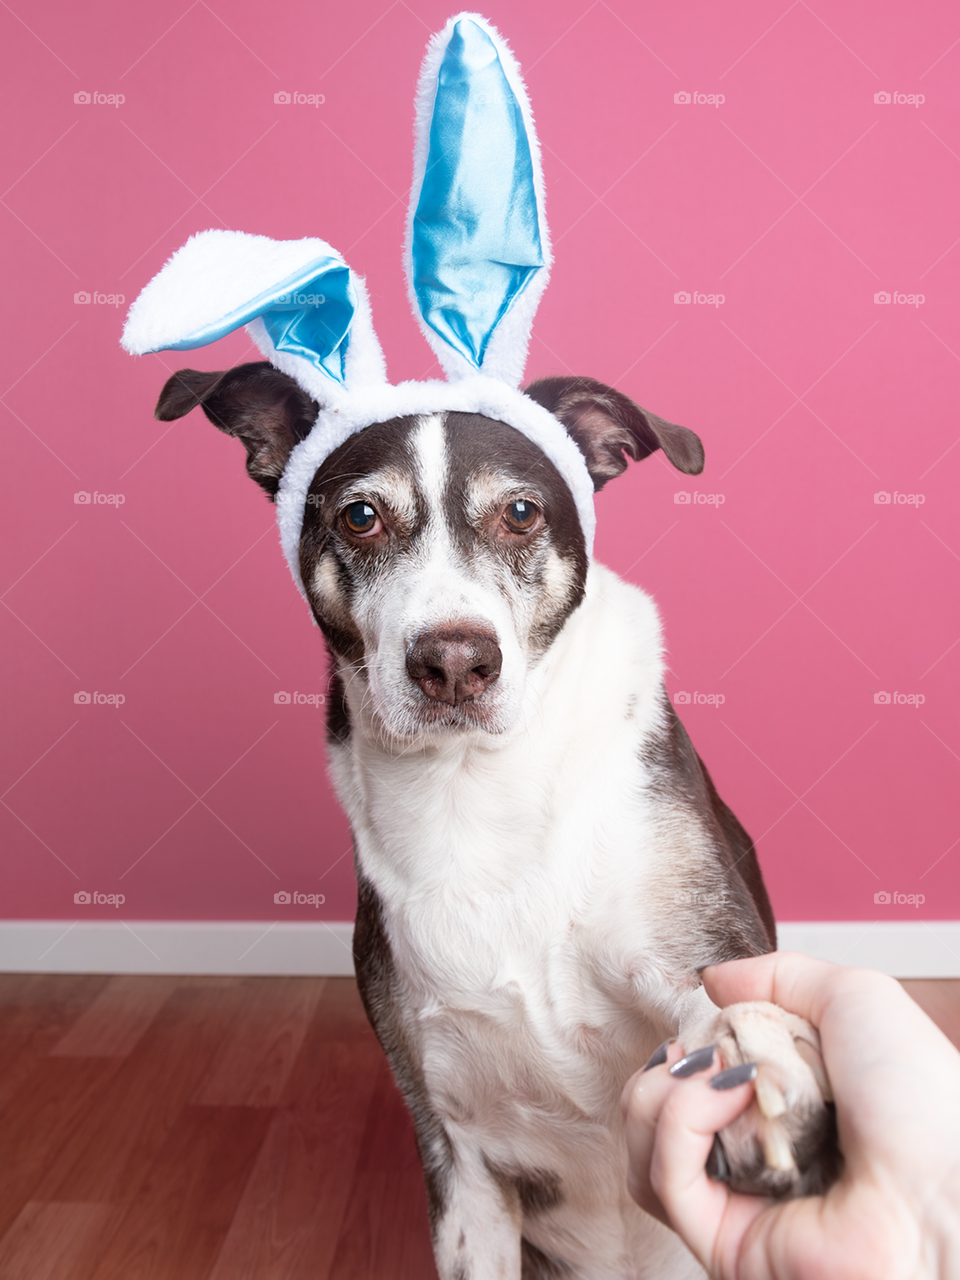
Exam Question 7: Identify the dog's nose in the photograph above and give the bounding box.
[405,627,502,705]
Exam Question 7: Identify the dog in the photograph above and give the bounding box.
[156,361,838,1279]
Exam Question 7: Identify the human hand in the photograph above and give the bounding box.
[621,952,960,1280]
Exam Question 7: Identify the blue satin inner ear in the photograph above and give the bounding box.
[412,18,545,369]
[156,255,354,384]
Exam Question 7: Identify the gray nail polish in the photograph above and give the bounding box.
[641,1038,675,1072]
[710,1062,758,1090]
[669,1044,716,1078]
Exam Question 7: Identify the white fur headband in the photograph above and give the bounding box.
[121,13,598,594]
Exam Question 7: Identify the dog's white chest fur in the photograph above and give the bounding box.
[331,564,712,1278]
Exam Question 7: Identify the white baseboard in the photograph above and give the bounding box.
[0,920,957,978]
[0,920,356,976]
[776,921,960,978]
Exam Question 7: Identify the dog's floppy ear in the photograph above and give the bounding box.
[524,376,704,491]
[154,362,319,498]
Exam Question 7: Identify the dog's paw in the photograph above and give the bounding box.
[697,1001,842,1198]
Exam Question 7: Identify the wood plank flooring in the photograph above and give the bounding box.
[0,976,436,1280]
[0,973,955,1279]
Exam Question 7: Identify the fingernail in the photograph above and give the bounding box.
[707,1134,729,1182]
[669,1044,716,1078]
[641,1038,675,1072]
[710,1062,758,1091]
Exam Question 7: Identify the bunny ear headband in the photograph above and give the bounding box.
[122,13,597,593]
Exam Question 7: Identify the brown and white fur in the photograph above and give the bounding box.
[157,365,839,1280]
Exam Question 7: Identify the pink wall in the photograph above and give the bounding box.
[2,0,958,925]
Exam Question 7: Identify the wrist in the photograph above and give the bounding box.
[926,1163,960,1280]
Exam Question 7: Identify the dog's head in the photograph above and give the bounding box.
[157,364,703,739]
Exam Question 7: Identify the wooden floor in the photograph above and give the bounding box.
[0,975,956,1280]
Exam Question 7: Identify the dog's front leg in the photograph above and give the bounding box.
[430,1136,522,1280]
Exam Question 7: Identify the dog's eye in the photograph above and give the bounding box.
[341,501,381,536]
[503,500,540,533]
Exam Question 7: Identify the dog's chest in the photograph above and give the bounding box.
[352,734,668,1124]
[333,567,684,1111]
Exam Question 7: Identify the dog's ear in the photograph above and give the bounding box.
[154,362,319,498]
[524,375,704,491]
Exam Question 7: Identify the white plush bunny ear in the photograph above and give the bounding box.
[406,13,551,387]
[121,229,387,405]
